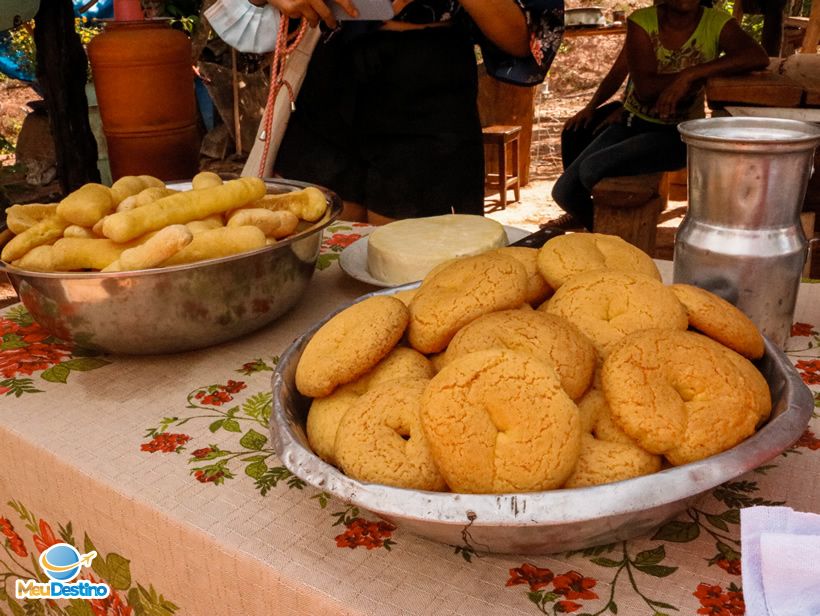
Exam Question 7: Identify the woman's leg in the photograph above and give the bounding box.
[552,123,633,229]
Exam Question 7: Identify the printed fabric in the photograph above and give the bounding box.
[623,6,732,124]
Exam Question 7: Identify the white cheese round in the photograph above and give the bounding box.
[366,214,508,285]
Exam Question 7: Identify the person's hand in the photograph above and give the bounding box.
[564,106,596,131]
[593,105,623,133]
[656,71,694,121]
[265,0,359,28]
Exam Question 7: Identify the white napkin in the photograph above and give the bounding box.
[204,0,280,54]
[741,506,820,616]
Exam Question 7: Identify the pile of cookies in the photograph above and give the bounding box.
[296,233,771,494]
[1,172,328,272]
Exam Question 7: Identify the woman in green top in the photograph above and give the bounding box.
[551,0,768,231]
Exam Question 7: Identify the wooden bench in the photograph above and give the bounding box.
[591,172,674,255]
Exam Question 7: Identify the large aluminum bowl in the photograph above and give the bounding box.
[0,179,342,354]
[270,285,814,555]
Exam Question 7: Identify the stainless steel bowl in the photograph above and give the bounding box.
[271,285,814,555]
[0,179,342,354]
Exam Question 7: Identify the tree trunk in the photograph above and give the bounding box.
[34,0,100,194]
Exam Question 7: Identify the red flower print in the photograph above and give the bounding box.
[326,233,361,250]
[335,518,396,550]
[194,469,224,483]
[192,447,213,459]
[201,390,232,406]
[796,359,820,385]
[87,574,133,616]
[716,558,742,575]
[694,583,744,615]
[0,341,73,378]
[140,433,191,453]
[33,519,59,553]
[529,32,544,64]
[506,562,555,591]
[552,570,598,600]
[556,600,582,613]
[224,379,246,394]
[0,517,28,558]
[794,428,820,451]
[791,322,815,337]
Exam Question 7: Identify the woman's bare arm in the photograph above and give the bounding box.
[459,0,529,57]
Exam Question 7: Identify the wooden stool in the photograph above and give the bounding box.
[482,125,521,209]
[592,172,671,255]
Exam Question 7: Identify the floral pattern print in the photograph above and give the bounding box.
[0,306,109,397]
[0,501,178,615]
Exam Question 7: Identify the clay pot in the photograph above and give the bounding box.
[87,20,200,180]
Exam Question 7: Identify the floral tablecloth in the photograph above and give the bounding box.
[0,222,818,616]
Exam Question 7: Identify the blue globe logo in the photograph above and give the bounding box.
[39,544,82,581]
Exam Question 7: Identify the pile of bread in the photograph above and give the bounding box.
[1,172,328,272]
[295,232,771,494]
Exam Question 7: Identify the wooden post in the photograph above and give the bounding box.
[33,0,100,193]
[801,0,820,52]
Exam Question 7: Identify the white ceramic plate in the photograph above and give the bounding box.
[338,226,530,287]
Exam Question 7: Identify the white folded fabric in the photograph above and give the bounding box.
[204,0,280,54]
[741,506,820,616]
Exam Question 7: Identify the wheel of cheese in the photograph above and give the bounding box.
[366,214,507,285]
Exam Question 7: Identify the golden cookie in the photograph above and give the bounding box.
[306,346,433,465]
[670,283,764,359]
[296,296,409,397]
[602,329,760,465]
[420,349,581,493]
[334,379,446,491]
[545,270,688,358]
[537,232,661,289]
[564,434,662,488]
[408,252,527,353]
[490,246,553,305]
[440,309,596,400]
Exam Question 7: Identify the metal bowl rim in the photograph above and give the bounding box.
[678,116,820,145]
[270,283,814,527]
[0,177,342,279]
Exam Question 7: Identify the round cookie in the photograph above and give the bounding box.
[306,346,434,464]
[545,270,688,358]
[601,329,759,466]
[440,309,596,400]
[334,378,446,491]
[408,252,527,354]
[537,232,661,289]
[717,343,772,426]
[420,349,581,493]
[296,295,409,397]
[670,283,765,359]
[564,434,662,488]
[490,246,553,305]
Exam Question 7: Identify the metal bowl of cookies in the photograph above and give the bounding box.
[0,178,342,355]
[271,283,813,555]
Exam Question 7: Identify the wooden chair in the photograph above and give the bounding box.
[482,125,521,210]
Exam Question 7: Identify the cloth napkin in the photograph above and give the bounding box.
[741,506,820,616]
[204,0,280,54]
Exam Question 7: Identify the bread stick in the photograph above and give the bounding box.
[1,214,71,263]
[116,186,177,212]
[241,186,327,222]
[63,225,97,239]
[191,171,223,190]
[56,183,115,227]
[102,177,266,243]
[51,237,132,271]
[5,203,59,234]
[110,175,164,205]
[161,225,266,267]
[226,208,298,238]
[12,245,55,271]
[104,224,193,272]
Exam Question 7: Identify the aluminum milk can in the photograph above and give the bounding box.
[674,117,820,348]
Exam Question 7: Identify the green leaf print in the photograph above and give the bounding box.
[66,599,95,616]
[105,552,132,591]
[222,419,241,433]
[61,357,110,371]
[239,429,268,450]
[242,393,272,424]
[5,599,24,616]
[590,557,622,568]
[633,564,677,578]
[651,520,699,543]
[245,460,267,479]
[209,419,224,433]
[41,364,70,384]
[634,546,665,566]
[705,513,729,532]
[0,378,42,397]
